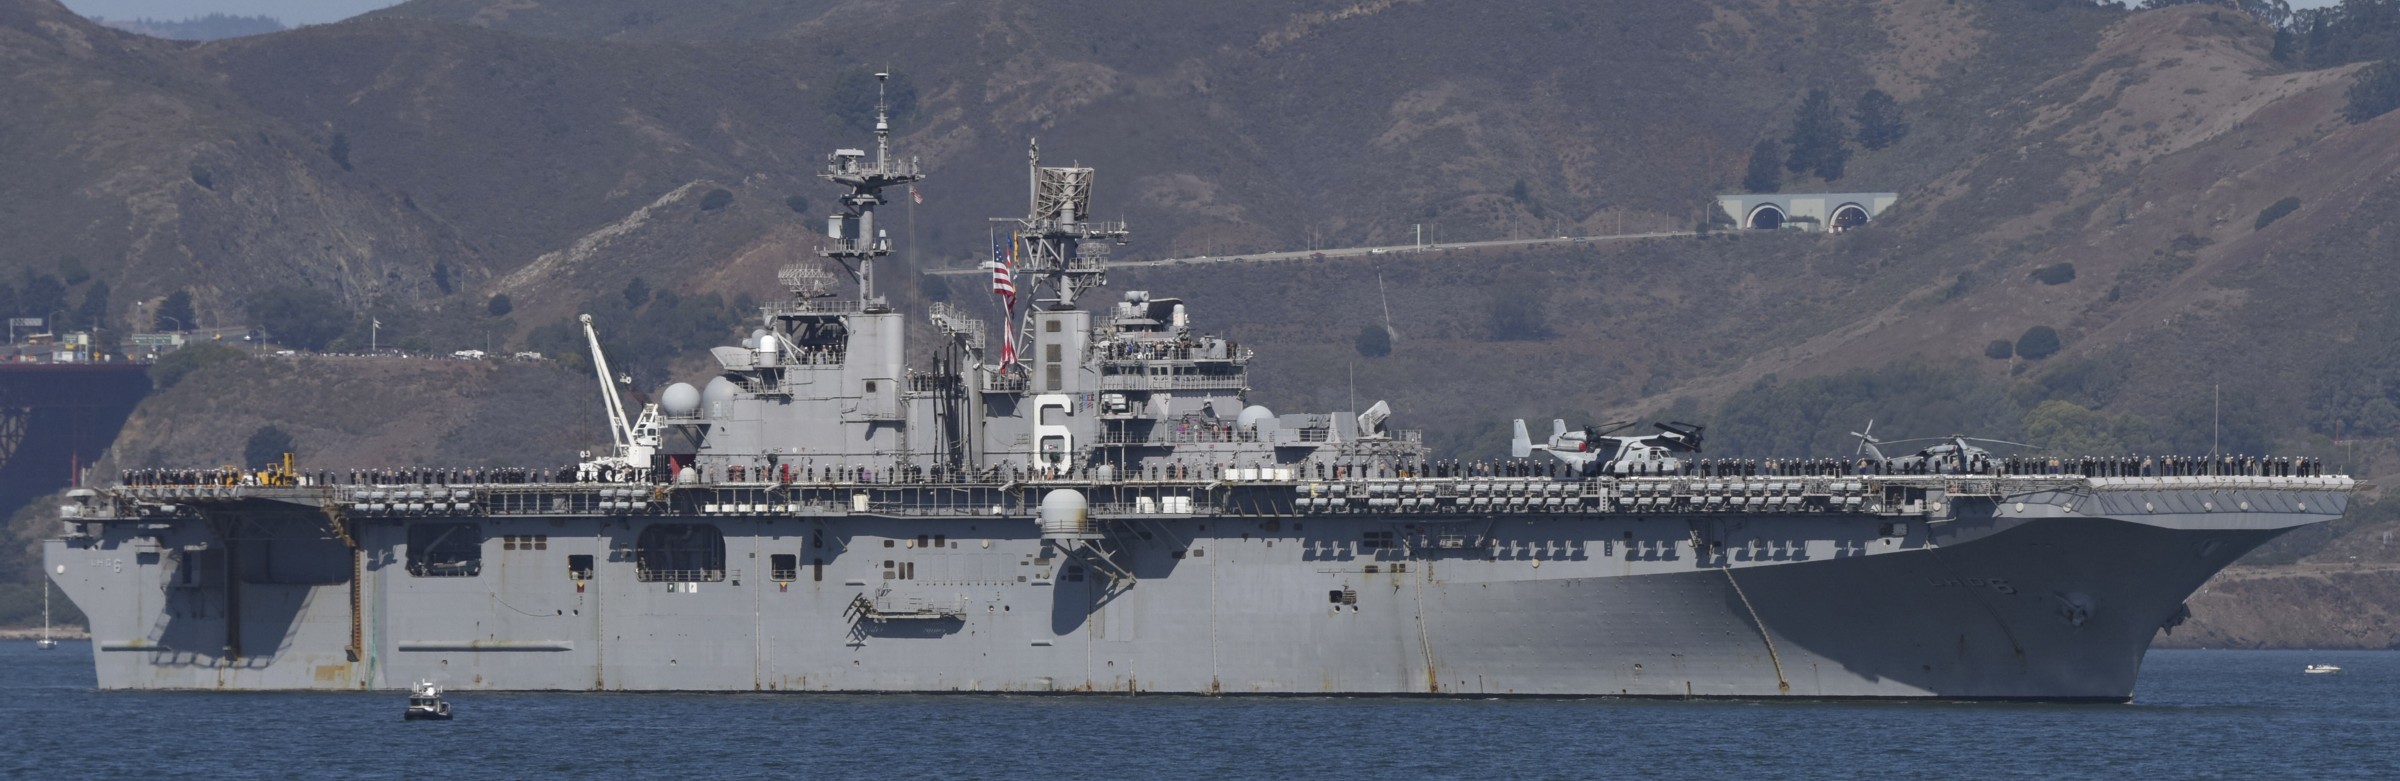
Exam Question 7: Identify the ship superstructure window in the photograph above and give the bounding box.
[1361,531,1395,551]
[771,554,798,581]
[568,554,594,580]
[407,523,483,578]
[635,524,727,582]
[503,535,548,550]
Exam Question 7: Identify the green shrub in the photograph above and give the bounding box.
[1941,271,1977,303]
[1985,339,2014,360]
[148,342,247,389]
[699,188,734,211]
[1355,325,1392,357]
[156,290,196,331]
[243,425,294,469]
[2254,196,2301,230]
[2345,60,2400,124]
[2016,325,2062,361]
[486,294,513,317]
[247,286,349,351]
[2029,262,2076,285]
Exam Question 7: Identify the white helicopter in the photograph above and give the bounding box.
[1511,419,1705,475]
[1849,420,2031,474]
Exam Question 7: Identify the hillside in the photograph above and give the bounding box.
[8,0,2400,643]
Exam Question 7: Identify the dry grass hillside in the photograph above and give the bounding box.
[10,0,2400,643]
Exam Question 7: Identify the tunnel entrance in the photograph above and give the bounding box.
[1831,204,1870,231]
[1745,204,1787,230]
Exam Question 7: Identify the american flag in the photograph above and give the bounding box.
[990,234,1015,298]
[993,233,1018,367]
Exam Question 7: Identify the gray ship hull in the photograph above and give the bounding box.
[45,475,2346,700]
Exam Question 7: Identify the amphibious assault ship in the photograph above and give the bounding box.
[46,78,2356,700]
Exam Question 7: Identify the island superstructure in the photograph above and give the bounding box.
[44,78,2357,701]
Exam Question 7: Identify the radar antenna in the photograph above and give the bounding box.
[818,71,923,311]
[986,138,1131,371]
[999,138,1130,310]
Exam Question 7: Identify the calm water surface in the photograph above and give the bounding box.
[2,642,2393,780]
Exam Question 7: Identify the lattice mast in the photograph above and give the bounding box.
[993,139,1131,372]
[818,72,924,309]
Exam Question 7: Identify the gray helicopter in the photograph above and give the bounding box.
[1512,419,1705,475]
[1849,420,2032,474]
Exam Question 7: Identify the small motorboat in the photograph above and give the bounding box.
[405,680,454,720]
[2304,664,2342,675]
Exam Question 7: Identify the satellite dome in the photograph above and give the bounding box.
[701,376,738,418]
[660,383,701,417]
[1038,489,1092,540]
[741,336,758,350]
[1237,405,1276,430]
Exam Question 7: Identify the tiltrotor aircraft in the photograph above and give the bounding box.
[1511,419,1705,474]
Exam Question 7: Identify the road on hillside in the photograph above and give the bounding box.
[921,230,1696,276]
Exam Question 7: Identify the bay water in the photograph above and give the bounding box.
[3,642,2392,780]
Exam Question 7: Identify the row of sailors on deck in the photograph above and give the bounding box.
[120,466,570,487]
[1996,454,2327,478]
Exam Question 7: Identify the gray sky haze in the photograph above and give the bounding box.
[61,0,405,26]
[55,0,2361,31]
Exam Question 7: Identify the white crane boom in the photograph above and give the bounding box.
[581,314,633,454]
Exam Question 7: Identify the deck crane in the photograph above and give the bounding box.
[579,313,660,482]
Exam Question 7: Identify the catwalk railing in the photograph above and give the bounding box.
[76,473,2359,525]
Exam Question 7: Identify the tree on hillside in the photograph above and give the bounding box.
[76,282,110,332]
[1742,139,1783,192]
[1355,324,1392,357]
[326,132,352,171]
[2023,400,2148,456]
[1853,89,1909,150]
[1784,88,1851,182]
[2347,59,2400,123]
[156,290,195,331]
[2016,325,2062,361]
[243,425,294,470]
[58,256,89,286]
[624,277,651,308]
[486,294,512,318]
[247,286,349,351]
[1485,285,1555,342]
[12,273,67,325]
